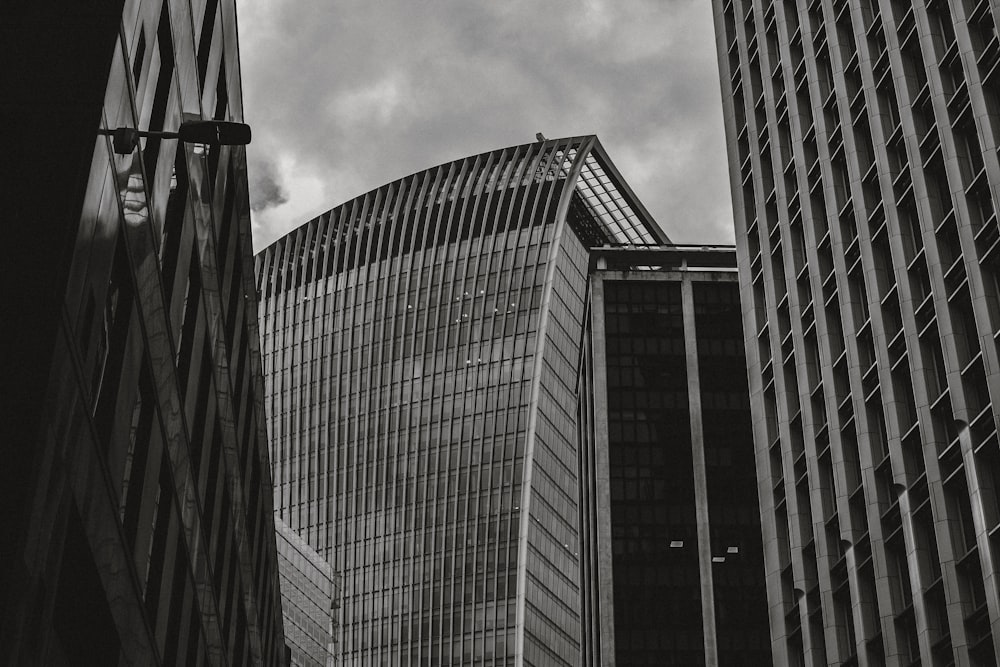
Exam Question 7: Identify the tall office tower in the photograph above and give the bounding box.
[714,0,1000,665]
[276,516,340,666]
[577,246,771,666]
[255,136,669,665]
[2,1,286,664]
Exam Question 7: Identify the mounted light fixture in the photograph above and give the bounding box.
[99,120,252,155]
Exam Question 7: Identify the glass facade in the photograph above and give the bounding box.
[256,136,666,665]
[715,0,1000,664]
[1,1,286,664]
[576,247,771,666]
[694,282,772,664]
[277,516,340,666]
[604,280,704,665]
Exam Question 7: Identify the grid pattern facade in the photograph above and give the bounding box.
[1,1,286,664]
[714,0,1000,665]
[277,516,339,666]
[255,136,665,666]
[576,248,770,666]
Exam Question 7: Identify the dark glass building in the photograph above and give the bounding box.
[255,136,668,665]
[1,1,286,664]
[577,246,771,666]
[715,0,1000,664]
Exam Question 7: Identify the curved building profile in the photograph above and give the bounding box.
[256,136,666,665]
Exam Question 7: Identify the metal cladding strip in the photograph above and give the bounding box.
[187,144,269,664]
[421,160,456,659]
[495,143,540,661]
[483,146,526,656]
[364,181,393,659]
[446,156,489,662]
[298,215,318,534]
[507,141,559,664]
[465,146,513,649]
[299,212,316,535]
[322,206,348,567]
[282,227,302,525]
[379,177,411,666]
[483,141,560,656]
[455,153,487,655]
[364,182,396,665]
[451,150,500,658]
[301,217,320,541]
[355,187,380,654]
[284,225,301,529]
[478,147,530,650]
[513,136,590,665]
[416,162,454,662]
[341,188,366,657]
[395,164,435,662]
[429,156,473,661]
[436,156,477,659]
[574,294,595,666]
[336,183,371,655]
[307,213,328,552]
[450,149,508,658]
[496,142,565,638]
[470,149,509,636]
[432,156,467,657]
[521,141,587,666]
[351,185,375,657]
[316,212,343,552]
[580,276,617,666]
[308,212,325,543]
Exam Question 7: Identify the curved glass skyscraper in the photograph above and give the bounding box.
[255,136,666,665]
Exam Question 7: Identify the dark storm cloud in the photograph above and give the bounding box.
[248,158,289,212]
[239,0,734,250]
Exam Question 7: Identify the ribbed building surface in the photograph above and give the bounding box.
[276,516,339,666]
[1,1,286,664]
[255,136,666,665]
[714,0,1000,665]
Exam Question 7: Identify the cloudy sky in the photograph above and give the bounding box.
[238,0,733,252]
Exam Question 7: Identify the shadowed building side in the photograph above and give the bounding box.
[0,1,287,664]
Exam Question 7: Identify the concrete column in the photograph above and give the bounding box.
[590,276,618,666]
[682,274,718,666]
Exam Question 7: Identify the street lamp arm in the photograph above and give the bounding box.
[98,120,251,155]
